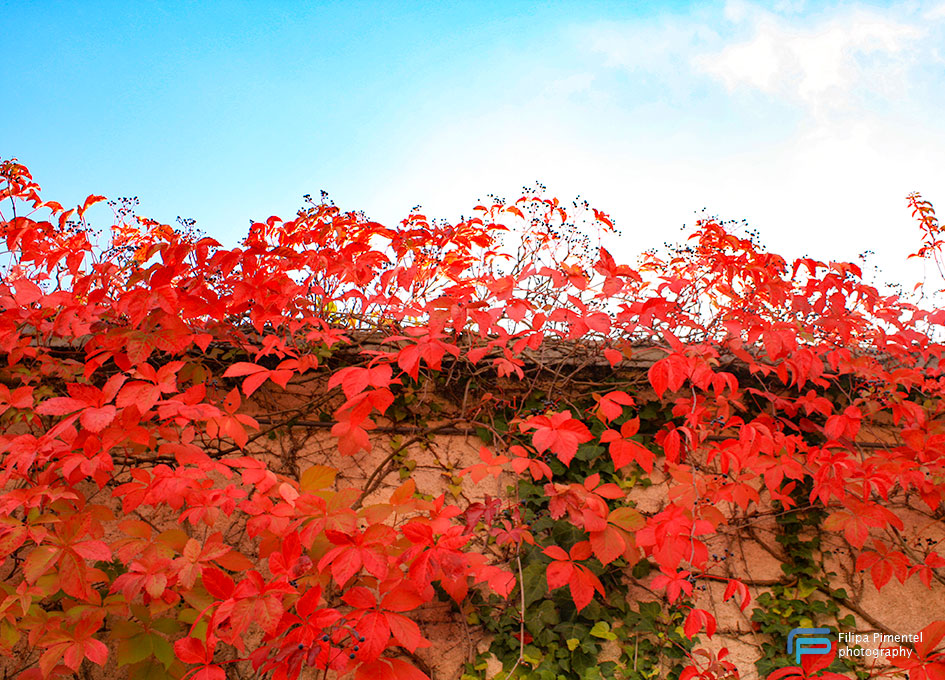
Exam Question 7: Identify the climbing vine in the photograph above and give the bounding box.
[1,157,945,680]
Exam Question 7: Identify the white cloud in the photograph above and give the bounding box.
[583,18,718,72]
[546,72,596,98]
[364,2,945,295]
[926,2,945,19]
[695,6,923,113]
[582,2,941,115]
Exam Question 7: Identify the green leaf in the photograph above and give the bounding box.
[535,600,560,628]
[590,622,617,640]
[151,617,180,636]
[128,660,175,680]
[111,620,144,638]
[152,635,174,668]
[0,621,20,652]
[117,634,153,666]
[631,559,652,579]
[575,444,604,462]
[522,646,542,666]
[522,561,548,608]
[639,601,661,619]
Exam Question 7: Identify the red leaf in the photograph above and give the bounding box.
[568,566,604,611]
[917,620,945,659]
[0,523,27,555]
[82,638,108,666]
[253,596,284,635]
[268,369,294,388]
[296,586,322,617]
[388,658,432,680]
[331,420,373,456]
[14,280,43,305]
[590,526,626,565]
[223,362,267,378]
[174,637,209,664]
[240,371,270,397]
[542,545,569,561]
[202,566,235,599]
[343,586,377,610]
[36,397,86,416]
[355,660,397,680]
[388,612,426,652]
[79,194,106,217]
[648,358,671,397]
[824,509,871,548]
[24,545,59,582]
[722,579,751,611]
[523,411,592,466]
[356,611,391,661]
[651,568,693,603]
[192,668,226,680]
[116,382,161,412]
[683,608,716,639]
[326,547,362,586]
[328,365,393,398]
[824,415,845,440]
[546,560,572,591]
[603,348,623,366]
[800,647,835,675]
[72,540,111,561]
[596,390,634,422]
[80,405,116,432]
[570,541,592,560]
[603,432,654,473]
[381,584,427,612]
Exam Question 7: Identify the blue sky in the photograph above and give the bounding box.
[4,0,945,288]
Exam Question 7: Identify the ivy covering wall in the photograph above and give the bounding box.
[2,159,945,680]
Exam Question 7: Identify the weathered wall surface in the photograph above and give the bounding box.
[3,367,941,680]
[237,387,945,680]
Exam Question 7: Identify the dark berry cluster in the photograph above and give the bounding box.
[318,624,366,661]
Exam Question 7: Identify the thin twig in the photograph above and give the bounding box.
[503,548,526,680]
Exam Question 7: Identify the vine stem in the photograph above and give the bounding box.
[352,421,465,510]
[503,548,526,680]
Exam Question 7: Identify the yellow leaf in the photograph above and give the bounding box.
[300,465,337,491]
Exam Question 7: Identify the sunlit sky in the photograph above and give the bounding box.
[4,0,945,288]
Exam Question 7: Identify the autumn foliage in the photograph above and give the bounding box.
[2,157,945,680]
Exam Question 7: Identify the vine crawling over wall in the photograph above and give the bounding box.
[2,158,945,680]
